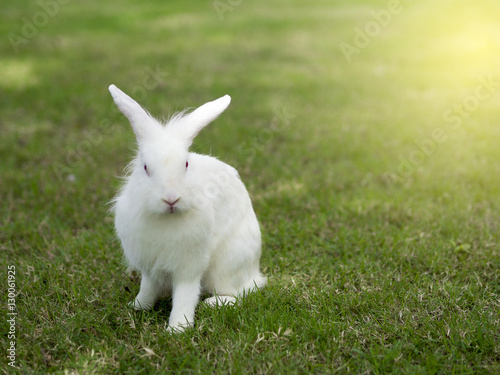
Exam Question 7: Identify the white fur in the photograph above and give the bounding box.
[109,85,266,332]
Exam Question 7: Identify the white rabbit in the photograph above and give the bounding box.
[108,85,266,332]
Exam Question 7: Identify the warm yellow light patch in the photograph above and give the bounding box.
[0,59,39,90]
[256,180,304,200]
[419,5,500,80]
[438,24,498,75]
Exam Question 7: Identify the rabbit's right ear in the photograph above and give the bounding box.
[109,84,157,140]
[175,95,231,146]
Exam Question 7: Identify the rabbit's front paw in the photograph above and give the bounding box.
[128,298,153,311]
[166,321,193,334]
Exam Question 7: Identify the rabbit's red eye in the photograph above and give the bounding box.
[186,161,189,169]
[144,164,149,176]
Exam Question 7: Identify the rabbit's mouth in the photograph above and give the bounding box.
[162,198,181,214]
[167,205,183,214]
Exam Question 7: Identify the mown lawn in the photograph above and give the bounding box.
[1,0,499,373]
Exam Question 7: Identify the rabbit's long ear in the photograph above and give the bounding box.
[109,84,157,140]
[177,95,231,145]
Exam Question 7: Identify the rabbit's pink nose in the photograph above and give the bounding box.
[162,197,180,207]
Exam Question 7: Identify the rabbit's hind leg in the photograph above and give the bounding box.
[203,295,237,307]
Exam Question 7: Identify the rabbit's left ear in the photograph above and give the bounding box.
[109,84,158,141]
[177,95,231,145]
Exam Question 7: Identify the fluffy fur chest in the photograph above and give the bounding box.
[115,208,213,277]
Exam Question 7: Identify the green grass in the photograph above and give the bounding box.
[1,0,500,373]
